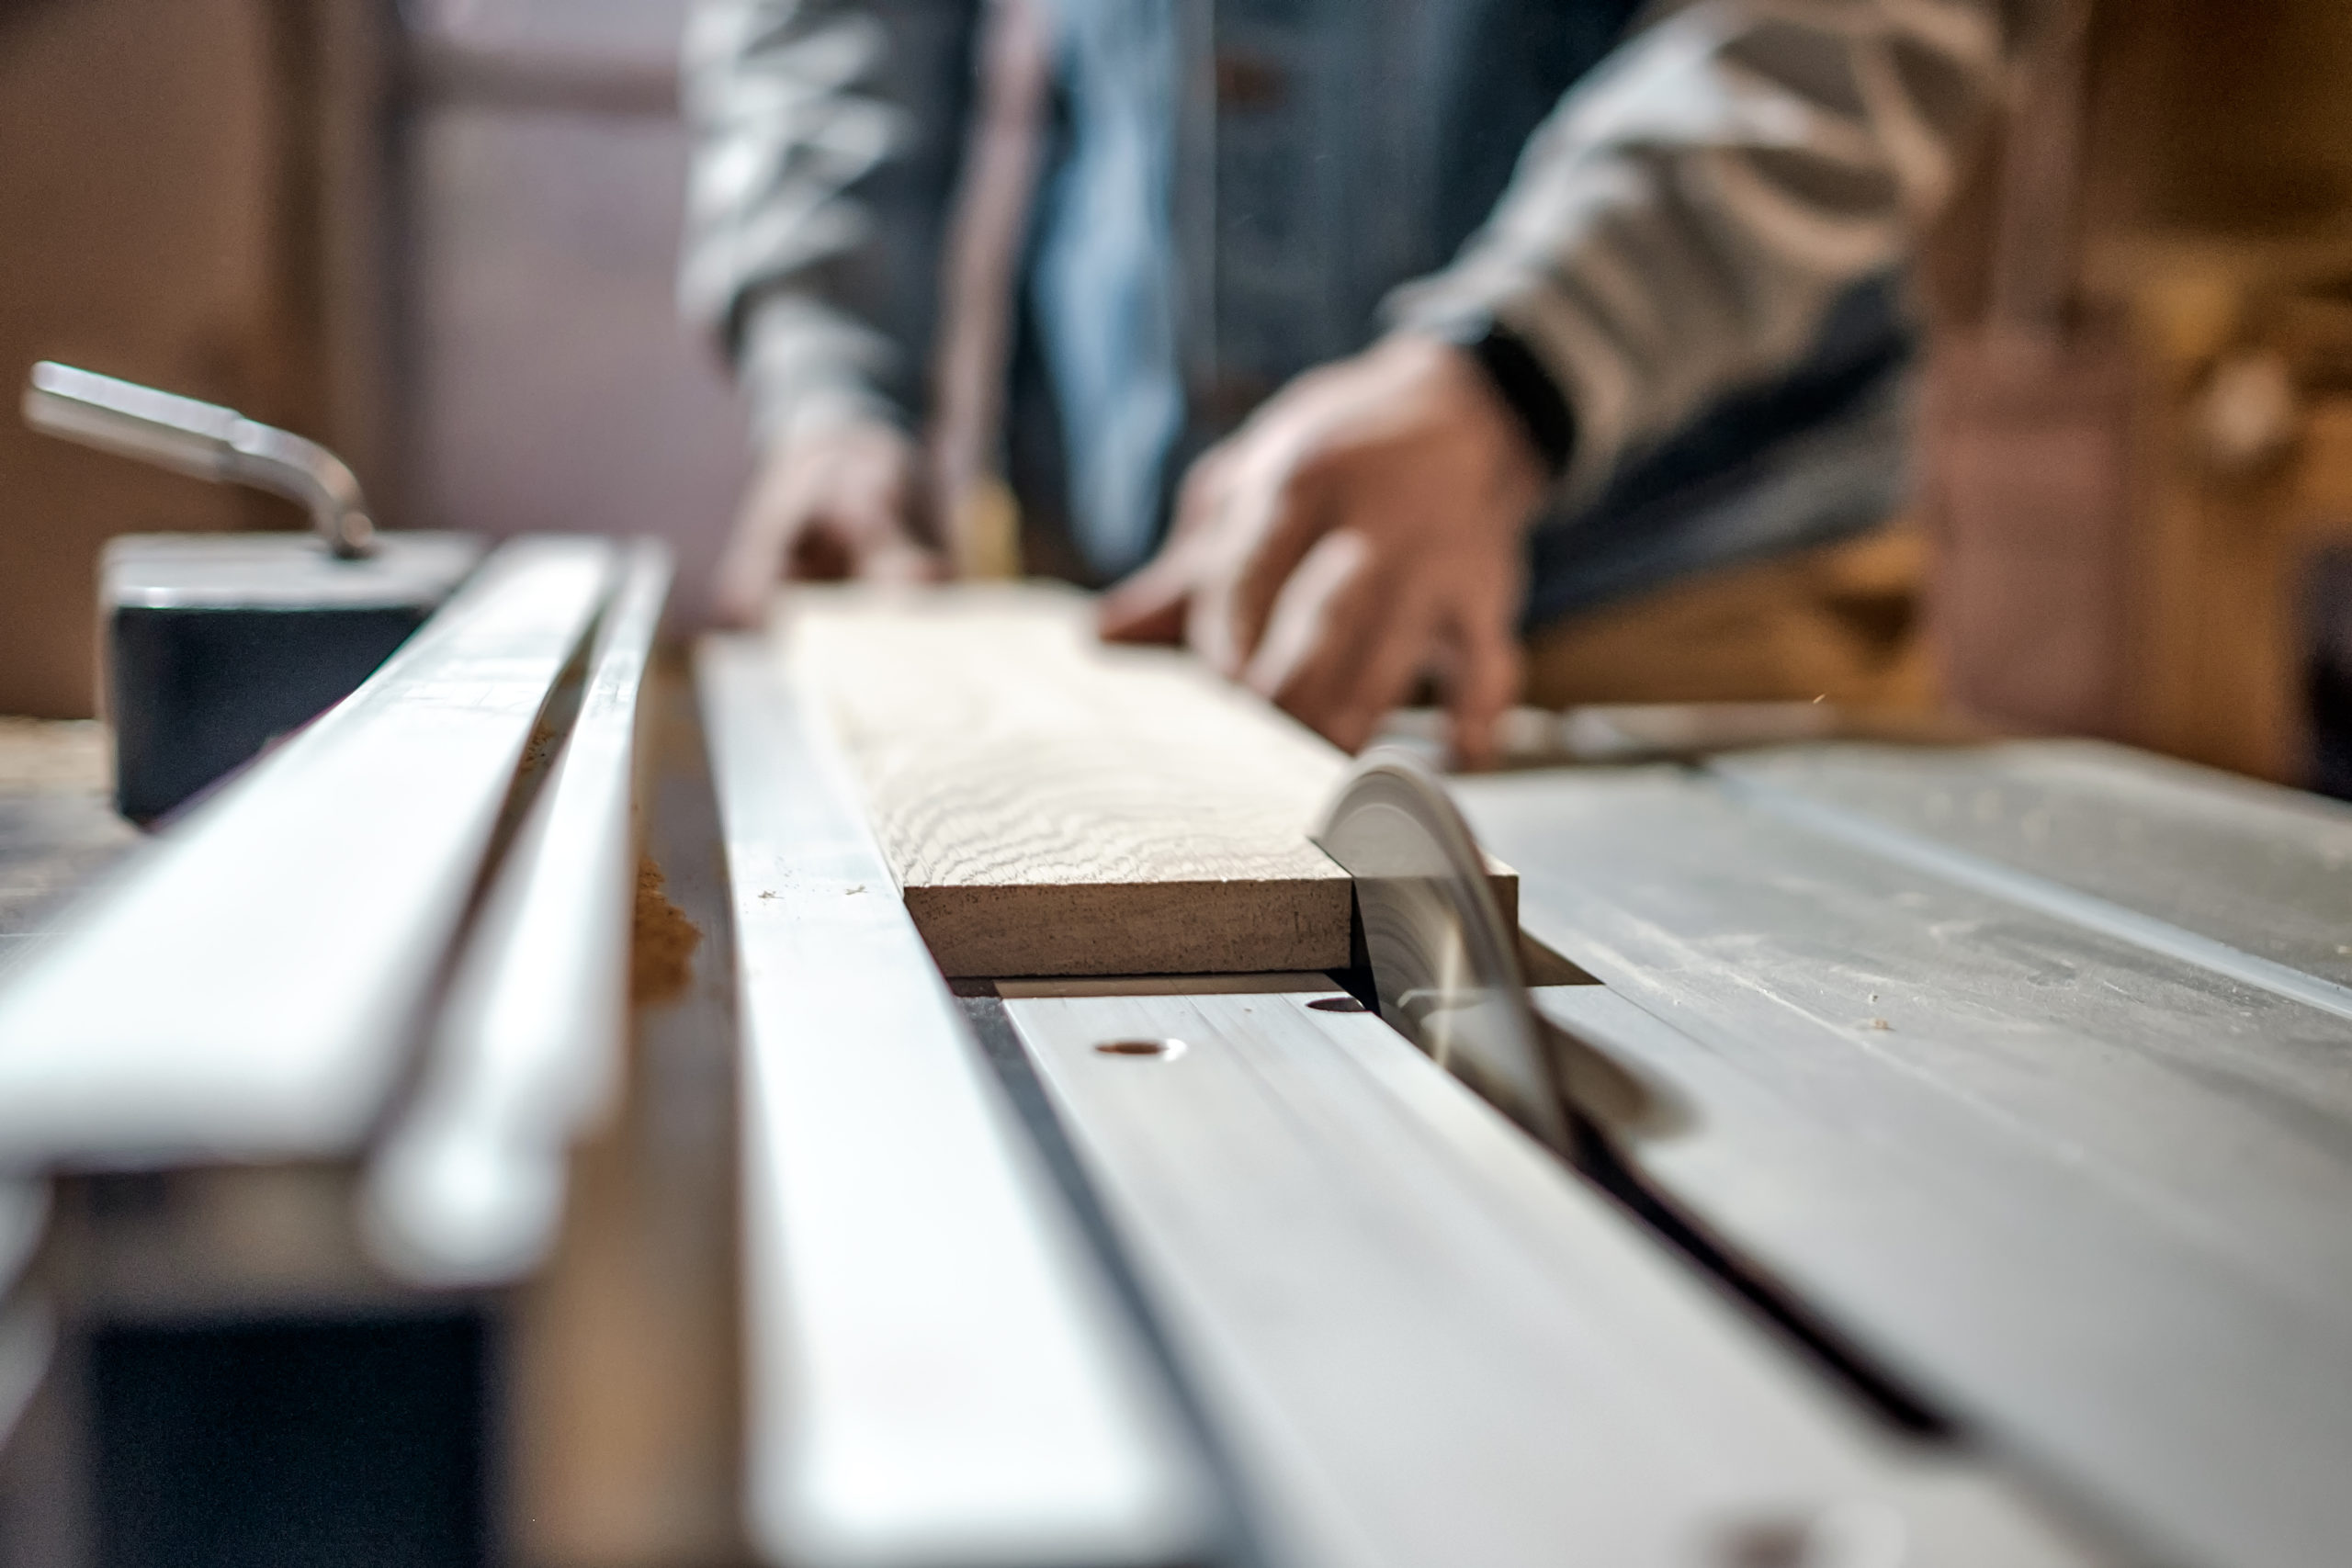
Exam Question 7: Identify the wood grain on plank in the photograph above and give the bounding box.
[782,584,1358,977]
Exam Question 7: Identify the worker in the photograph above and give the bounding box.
[683,0,2038,764]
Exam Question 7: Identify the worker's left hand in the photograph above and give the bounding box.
[1099,333,1548,768]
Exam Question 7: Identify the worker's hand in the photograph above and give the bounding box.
[1099,334,1548,767]
[709,420,942,626]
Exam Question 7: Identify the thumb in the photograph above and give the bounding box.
[1444,606,1523,773]
[709,520,794,628]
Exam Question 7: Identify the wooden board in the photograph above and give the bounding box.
[1456,752,2352,1568]
[1001,985,2102,1568]
[780,585,1357,977]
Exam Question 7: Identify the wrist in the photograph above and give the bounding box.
[1419,314,1575,480]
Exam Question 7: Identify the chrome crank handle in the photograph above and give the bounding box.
[24,361,376,558]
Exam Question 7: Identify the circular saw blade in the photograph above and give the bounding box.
[1314,750,1570,1156]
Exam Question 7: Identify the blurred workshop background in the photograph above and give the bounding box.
[6,0,2352,792]
[0,0,746,707]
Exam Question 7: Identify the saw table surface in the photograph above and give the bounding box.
[991,982,2098,1568]
[1457,743,2352,1568]
[721,598,2352,1568]
[713,622,2121,1568]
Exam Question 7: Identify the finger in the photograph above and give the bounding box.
[862,538,947,586]
[1239,529,1370,700]
[709,559,771,628]
[1240,532,1437,753]
[835,494,939,585]
[1319,587,1445,754]
[1261,570,1442,753]
[1190,453,1332,676]
[1166,441,1234,545]
[1441,593,1524,773]
[1097,443,1239,644]
[1097,548,1197,644]
[709,502,800,627]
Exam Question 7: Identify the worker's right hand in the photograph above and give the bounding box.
[1097,334,1544,768]
[708,420,942,627]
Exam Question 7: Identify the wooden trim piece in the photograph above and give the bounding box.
[781,585,1356,977]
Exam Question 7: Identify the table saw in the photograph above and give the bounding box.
[1,563,2348,1568]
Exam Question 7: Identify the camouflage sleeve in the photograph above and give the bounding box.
[679,0,977,448]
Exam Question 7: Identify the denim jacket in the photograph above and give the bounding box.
[682,0,2035,613]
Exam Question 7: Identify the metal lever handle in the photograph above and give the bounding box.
[23,361,377,558]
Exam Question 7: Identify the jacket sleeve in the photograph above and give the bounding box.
[1388,0,2041,498]
[680,0,977,449]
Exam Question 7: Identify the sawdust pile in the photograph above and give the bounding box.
[631,855,702,1005]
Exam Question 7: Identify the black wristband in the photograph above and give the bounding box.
[1439,315,1576,479]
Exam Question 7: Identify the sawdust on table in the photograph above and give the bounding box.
[631,855,701,1005]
